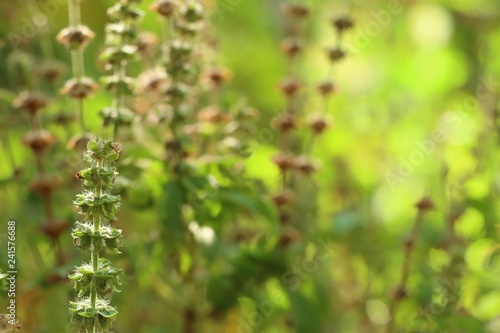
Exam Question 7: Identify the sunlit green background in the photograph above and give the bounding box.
[1,0,500,332]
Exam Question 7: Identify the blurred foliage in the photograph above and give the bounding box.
[0,0,499,332]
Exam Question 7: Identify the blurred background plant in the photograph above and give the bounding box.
[1,0,500,332]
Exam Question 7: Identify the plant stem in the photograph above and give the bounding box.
[91,160,102,331]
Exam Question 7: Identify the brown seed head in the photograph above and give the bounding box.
[151,0,177,17]
[35,61,66,82]
[317,81,336,96]
[272,154,295,171]
[279,211,291,224]
[283,4,310,18]
[293,156,318,174]
[56,25,95,49]
[333,16,354,32]
[393,285,407,301]
[309,117,329,135]
[60,77,98,99]
[202,68,232,87]
[22,130,55,152]
[279,78,301,97]
[272,191,294,207]
[281,38,303,57]
[415,197,435,211]
[198,106,229,123]
[39,221,69,242]
[29,175,61,195]
[137,32,159,55]
[13,91,50,115]
[137,68,168,93]
[272,113,296,133]
[327,47,347,62]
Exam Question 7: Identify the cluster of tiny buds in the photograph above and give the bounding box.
[99,0,144,130]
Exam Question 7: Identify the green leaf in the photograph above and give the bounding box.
[157,181,185,240]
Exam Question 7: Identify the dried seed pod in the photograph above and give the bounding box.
[13,91,50,114]
[317,81,336,96]
[392,285,407,301]
[272,191,294,207]
[53,111,74,125]
[279,78,301,97]
[283,4,310,18]
[35,61,66,82]
[278,230,300,248]
[293,156,318,174]
[201,68,232,88]
[272,153,295,171]
[39,220,70,242]
[56,25,96,49]
[333,16,354,32]
[272,113,297,132]
[151,0,177,17]
[415,197,435,211]
[279,211,291,224]
[198,106,228,123]
[136,31,159,56]
[137,67,168,92]
[327,47,346,62]
[281,38,303,57]
[309,117,329,135]
[22,130,55,151]
[29,175,61,195]
[60,77,98,99]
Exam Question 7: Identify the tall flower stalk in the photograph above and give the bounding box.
[100,0,144,139]
[69,138,122,333]
[57,0,98,133]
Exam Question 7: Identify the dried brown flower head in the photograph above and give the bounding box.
[198,106,229,123]
[13,91,50,114]
[60,77,98,99]
[29,175,61,195]
[415,197,435,211]
[317,81,336,96]
[56,25,95,49]
[35,61,66,81]
[272,153,295,171]
[137,32,159,55]
[327,47,347,62]
[283,4,310,18]
[309,117,330,135]
[272,113,297,132]
[201,68,232,88]
[39,220,70,242]
[293,156,318,174]
[137,67,168,92]
[281,38,303,57]
[272,191,294,207]
[333,16,354,32]
[279,78,301,97]
[151,0,177,17]
[22,130,55,151]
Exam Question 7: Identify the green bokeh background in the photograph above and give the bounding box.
[1,0,500,332]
